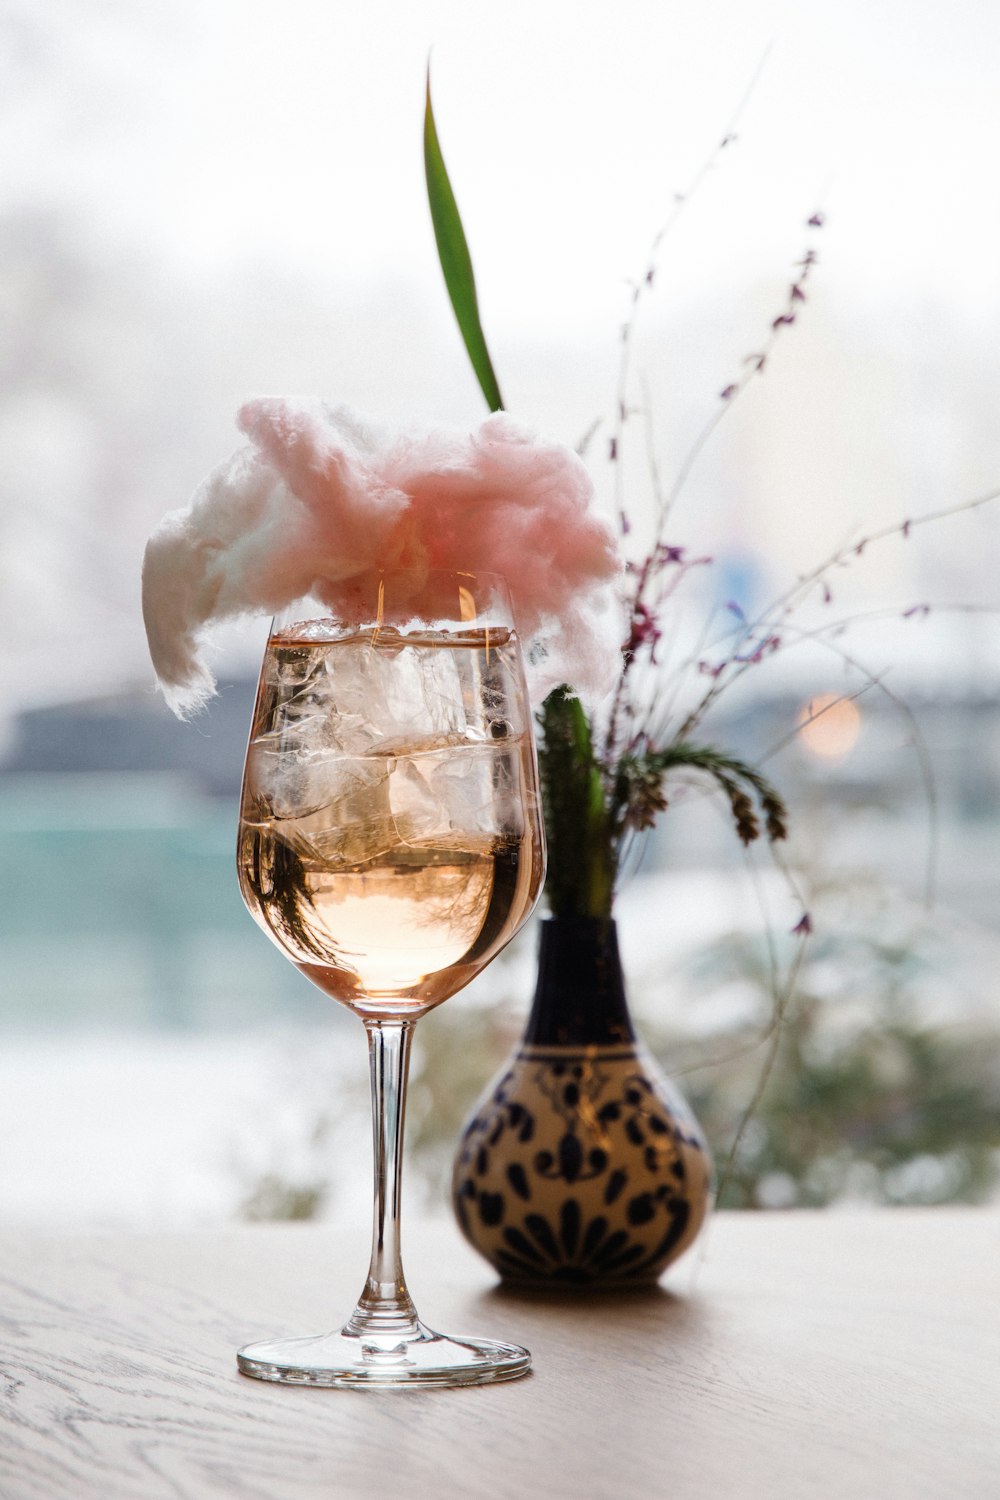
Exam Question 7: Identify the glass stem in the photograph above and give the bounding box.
[344,1018,421,1342]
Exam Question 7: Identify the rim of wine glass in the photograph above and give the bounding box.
[269,567,516,639]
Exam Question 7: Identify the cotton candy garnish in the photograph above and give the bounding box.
[141,399,624,716]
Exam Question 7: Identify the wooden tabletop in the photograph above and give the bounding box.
[0,1208,997,1500]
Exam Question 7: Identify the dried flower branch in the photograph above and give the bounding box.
[423,70,1000,936]
[603,213,825,762]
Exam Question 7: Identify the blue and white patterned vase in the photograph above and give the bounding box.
[452,916,713,1287]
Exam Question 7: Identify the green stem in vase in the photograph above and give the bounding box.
[537,687,616,921]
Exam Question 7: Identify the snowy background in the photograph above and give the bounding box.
[2,0,999,1229]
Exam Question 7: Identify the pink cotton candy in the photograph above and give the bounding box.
[141,401,623,715]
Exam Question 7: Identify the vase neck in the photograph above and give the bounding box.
[522,917,636,1048]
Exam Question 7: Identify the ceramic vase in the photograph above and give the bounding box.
[452,916,713,1287]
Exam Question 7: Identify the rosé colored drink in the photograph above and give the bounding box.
[237,627,543,1017]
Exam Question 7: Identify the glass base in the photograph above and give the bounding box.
[237,1323,531,1388]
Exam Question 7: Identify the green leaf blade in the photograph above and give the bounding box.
[424,71,505,414]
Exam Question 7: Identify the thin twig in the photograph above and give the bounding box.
[714,922,810,1207]
[667,490,1000,746]
[610,46,774,533]
[754,623,943,911]
[607,223,823,758]
[772,485,1000,624]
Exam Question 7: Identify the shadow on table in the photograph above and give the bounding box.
[467,1275,708,1337]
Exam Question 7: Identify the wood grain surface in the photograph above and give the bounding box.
[0,1209,997,1500]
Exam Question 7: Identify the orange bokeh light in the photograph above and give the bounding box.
[797,693,862,759]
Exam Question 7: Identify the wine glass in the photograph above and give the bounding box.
[234,569,545,1386]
